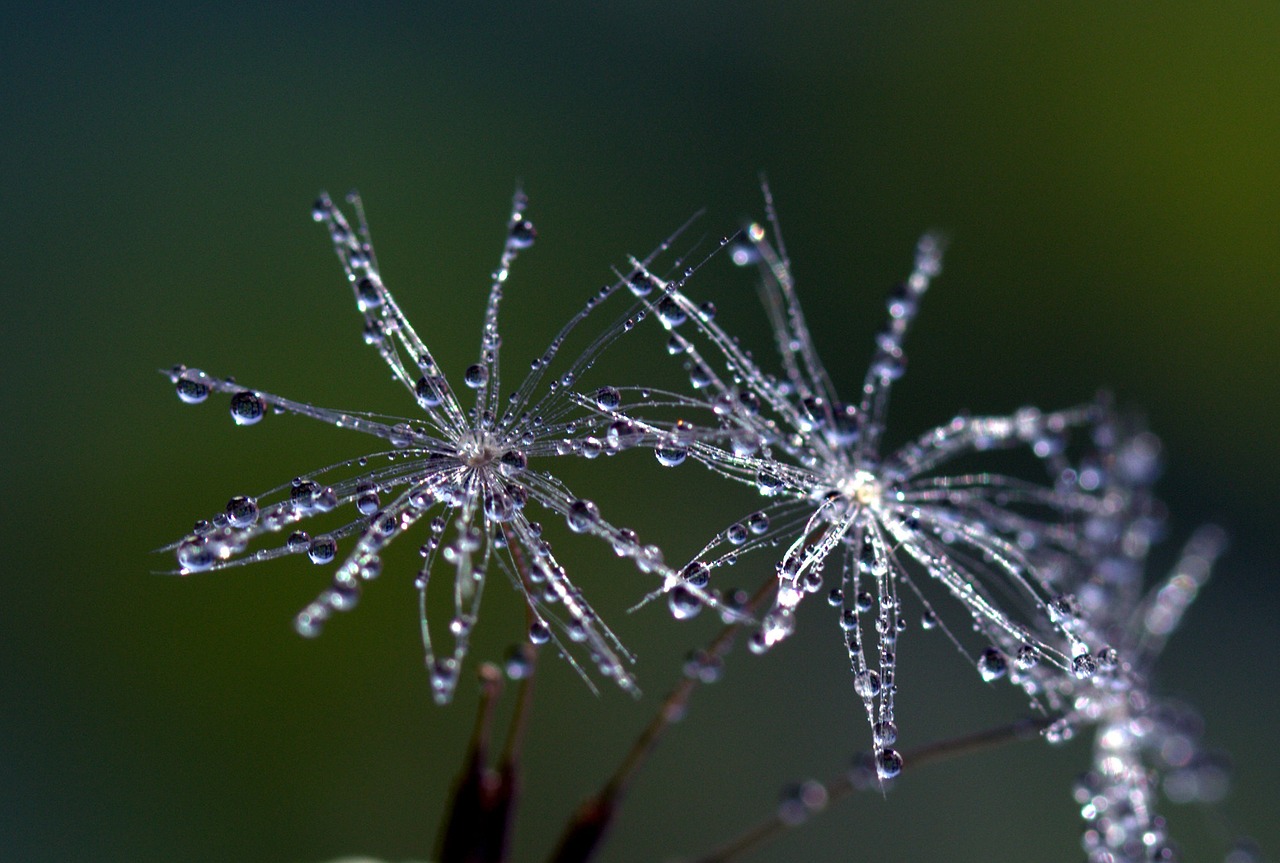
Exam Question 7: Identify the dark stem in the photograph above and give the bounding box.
[547,577,778,863]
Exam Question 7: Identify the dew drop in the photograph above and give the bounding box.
[508,218,536,249]
[415,375,444,407]
[594,386,621,411]
[174,368,210,404]
[229,391,266,425]
[656,297,687,327]
[225,495,259,528]
[355,276,382,309]
[566,499,600,533]
[463,364,489,389]
[875,748,903,780]
[853,669,881,699]
[654,443,687,467]
[746,511,770,535]
[977,647,1008,682]
[668,585,702,620]
[307,535,337,564]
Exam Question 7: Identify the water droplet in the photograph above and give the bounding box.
[1015,643,1040,670]
[307,535,337,564]
[726,522,748,545]
[225,495,259,528]
[875,748,903,780]
[1072,652,1098,679]
[628,271,655,297]
[175,368,210,404]
[389,422,413,448]
[356,490,380,516]
[415,375,444,407]
[853,670,881,699]
[594,386,621,411]
[668,585,702,620]
[920,610,938,630]
[499,449,527,475]
[287,531,310,552]
[681,561,711,588]
[176,537,214,572]
[977,647,1008,682]
[873,721,898,747]
[654,443,687,467]
[229,391,265,425]
[656,297,687,327]
[508,218,536,249]
[463,364,489,389]
[355,276,382,309]
[756,470,785,495]
[566,499,599,533]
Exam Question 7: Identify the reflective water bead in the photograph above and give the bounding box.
[920,610,938,630]
[593,386,621,411]
[415,375,444,407]
[1072,652,1098,679]
[499,449,527,475]
[668,585,702,620]
[1015,643,1040,670]
[290,479,322,511]
[225,495,259,528]
[875,747,903,780]
[508,218,536,249]
[726,522,748,545]
[654,443,687,467]
[681,561,711,588]
[229,390,266,425]
[356,490,380,516]
[176,537,214,572]
[287,531,311,552]
[564,499,600,533]
[656,297,687,327]
[756,470,785,495]
[307,535,337,564]
[389,423,413,448]
[746,511,770,534]
[174,368,210,404]
[853,669,881,699]
[977,647,1008,682]
[463,364,489,389]
[628,271,655,297]
[355,276,382,309]
[873,720,898,747]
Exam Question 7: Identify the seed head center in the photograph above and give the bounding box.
[837,470,882,507]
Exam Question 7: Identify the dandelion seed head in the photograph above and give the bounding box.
[162,189,714,703]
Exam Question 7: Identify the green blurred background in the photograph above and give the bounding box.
[4,2,1277,861]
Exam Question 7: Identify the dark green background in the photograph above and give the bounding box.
[5,3,1277,861]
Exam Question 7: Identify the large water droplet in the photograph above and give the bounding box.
[875,748,903,779]
[225,495,259,528]
[229,391,265,425]
[654,443,687,467]
[594,386,621,411]
[463,364,489,389]
[977,647,1008,682]
[668,585,702,620]
[175,368,210,404]
[566,499,600,533]
[307,535,337,564]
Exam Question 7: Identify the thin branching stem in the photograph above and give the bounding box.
[691,715,1057,863]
